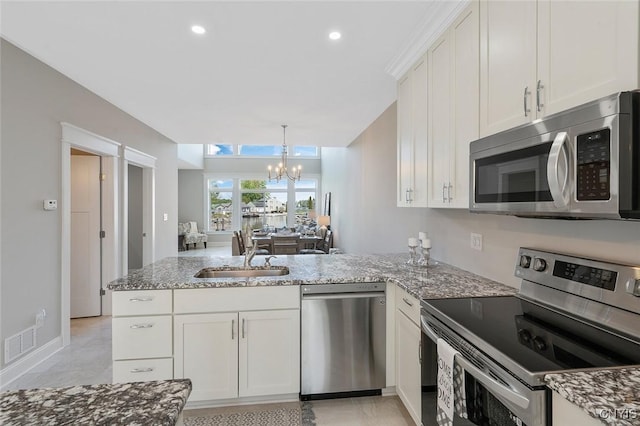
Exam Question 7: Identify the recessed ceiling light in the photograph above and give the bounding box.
[191,25,206,35]
[329,31,341,41]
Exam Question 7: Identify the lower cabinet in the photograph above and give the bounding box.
[174,309,300,402]
[396,289,422,425]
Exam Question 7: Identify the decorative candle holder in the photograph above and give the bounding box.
[407,238,419,265]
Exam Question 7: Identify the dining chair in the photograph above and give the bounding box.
[300,230,332,254]
[270,235,301,255]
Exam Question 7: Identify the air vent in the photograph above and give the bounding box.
[4,326,37,363]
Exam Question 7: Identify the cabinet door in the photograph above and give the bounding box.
[238,309,300,397]
[174,313,238,402]
[396,309,421,425]
[537,0,639,116]
[480,0,537,136]
[449,1,479,208]
[428,33,452,208]
[411,56,429,207]
[397,72,414,207]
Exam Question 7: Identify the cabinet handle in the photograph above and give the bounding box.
[419,341,422,364]
[536,80,544,112]
[231,319,235,340]
[448,183,453,202]
[129,297,153,302]
[130,323,153,329]
[242,318,246,338]
[405,189,410,203]
[442,183,447,203]
[130,367,154,373]
[523,86,531,117]
[402,297,414,307]
[408,189,413,203]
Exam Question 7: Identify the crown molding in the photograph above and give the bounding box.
[385,0,471,80]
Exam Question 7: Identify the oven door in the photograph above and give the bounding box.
[421,313,550,426]
[470,130,572,215]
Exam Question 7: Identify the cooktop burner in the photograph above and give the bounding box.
[425,295,640,375]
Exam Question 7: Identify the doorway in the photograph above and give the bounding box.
[70,150,102,318]
[127,164,143,271]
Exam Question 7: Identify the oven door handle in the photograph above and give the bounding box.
[421,316,530,410]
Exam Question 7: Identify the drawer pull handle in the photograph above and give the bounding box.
[130,323,154,329]
[130,368,154,373]
[231,319,235,340]
[403,297,414,307]
[242,318,246,339]
[129,297,153,302]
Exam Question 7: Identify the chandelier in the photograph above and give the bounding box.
[267,124,301,182]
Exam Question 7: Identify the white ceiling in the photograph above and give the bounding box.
[1,1,438,147]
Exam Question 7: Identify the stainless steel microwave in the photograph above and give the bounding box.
[469,91,640,220]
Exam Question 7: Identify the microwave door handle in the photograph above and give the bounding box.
[421,317,531,410]
[547,131,571,209]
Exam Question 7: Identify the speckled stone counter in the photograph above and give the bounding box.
[0,379,191,426]
[546,368,640,426]
[107,253,517,299]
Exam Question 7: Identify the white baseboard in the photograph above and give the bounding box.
[0,336,64,390]
[185,393,299,409]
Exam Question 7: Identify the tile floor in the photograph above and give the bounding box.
[3,247,414,424]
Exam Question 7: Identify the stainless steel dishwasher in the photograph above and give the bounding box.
[300,282,386,400]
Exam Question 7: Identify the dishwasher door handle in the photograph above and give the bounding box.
[302,292,385,301]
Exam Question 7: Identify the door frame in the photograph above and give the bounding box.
[61,123,120,345]
[121,147,156,274]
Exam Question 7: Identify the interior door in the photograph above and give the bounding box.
[70,154,101,318]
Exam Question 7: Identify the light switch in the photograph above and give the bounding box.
[43,200,57,211]
[163,213,168,221]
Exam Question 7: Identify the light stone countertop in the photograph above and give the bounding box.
[106,253,517,300]
[0,379,192,426]
[545,369,640,426]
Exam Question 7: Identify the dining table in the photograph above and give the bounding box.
[251,232,323,254]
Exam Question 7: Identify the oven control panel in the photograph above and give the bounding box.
[515,248,640,317]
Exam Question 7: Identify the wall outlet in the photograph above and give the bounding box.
[43,200,57,211]
[470,233,483,251]
[163,213,168,222]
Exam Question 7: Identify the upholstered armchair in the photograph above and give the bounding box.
[178,221,208,250]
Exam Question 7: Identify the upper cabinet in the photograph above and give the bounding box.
[397,55,429,208]
[480,0,639,137]
[428,2,479,208]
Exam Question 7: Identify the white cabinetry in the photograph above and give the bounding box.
[395,285,421,425]
[428,2,479,208]
[173,286,300,403]
[112,290,173,383]
[480,0,639,137]
[397,54,428,207]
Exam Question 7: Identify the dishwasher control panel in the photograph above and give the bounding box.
[301,282,385,295]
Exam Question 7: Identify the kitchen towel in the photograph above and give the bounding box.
[436,338,467,426]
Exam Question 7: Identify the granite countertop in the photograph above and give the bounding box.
[0,379,191,426]
[545,368,640,426]
[107,253,517,299]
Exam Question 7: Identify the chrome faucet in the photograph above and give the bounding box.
[264,256,277,268]
[244,239,258,268]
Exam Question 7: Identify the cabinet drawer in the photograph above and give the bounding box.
[113,358,173,383]
[112,290,172,316]
[112,316,172,360]
[396,286,420,326]
[174,286,299,314]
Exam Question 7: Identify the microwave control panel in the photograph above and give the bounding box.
[576,128,611,201]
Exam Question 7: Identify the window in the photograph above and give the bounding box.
[205,144,319,158]
[206,176,319,232]
[209,179,233,231]
[206,144,233,156]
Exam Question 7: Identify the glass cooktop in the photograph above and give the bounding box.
[423,295,640,375]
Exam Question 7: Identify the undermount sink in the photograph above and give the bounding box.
[194,266,290,278]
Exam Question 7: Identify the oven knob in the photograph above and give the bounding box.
[519,255,532,269]
[518,329,532,344]
[533,336,547,351]
[533,258,547,272]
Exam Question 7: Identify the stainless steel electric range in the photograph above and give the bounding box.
[420,247,640,426]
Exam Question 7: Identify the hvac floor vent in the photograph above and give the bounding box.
[4,326,37,363]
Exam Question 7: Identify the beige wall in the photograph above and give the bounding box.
[1,39,178,366]
[323,102,640,288]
